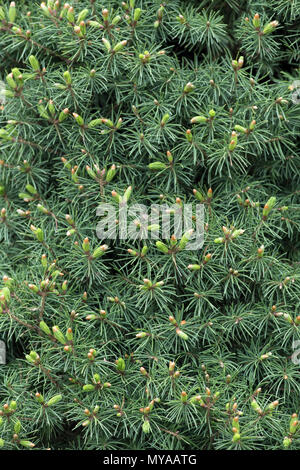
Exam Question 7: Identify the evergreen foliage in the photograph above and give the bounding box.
[0,0,299,450]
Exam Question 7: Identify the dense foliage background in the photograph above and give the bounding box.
[0,0,299,450]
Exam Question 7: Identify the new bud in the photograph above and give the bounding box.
[184,82,195,94]
[82,237,90,252]
[92,245,108,258]
[47,394,62,406]
[191,116,207,124]
[8,2,16,23]
[176,328,188,341]
[253,13,260,28]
